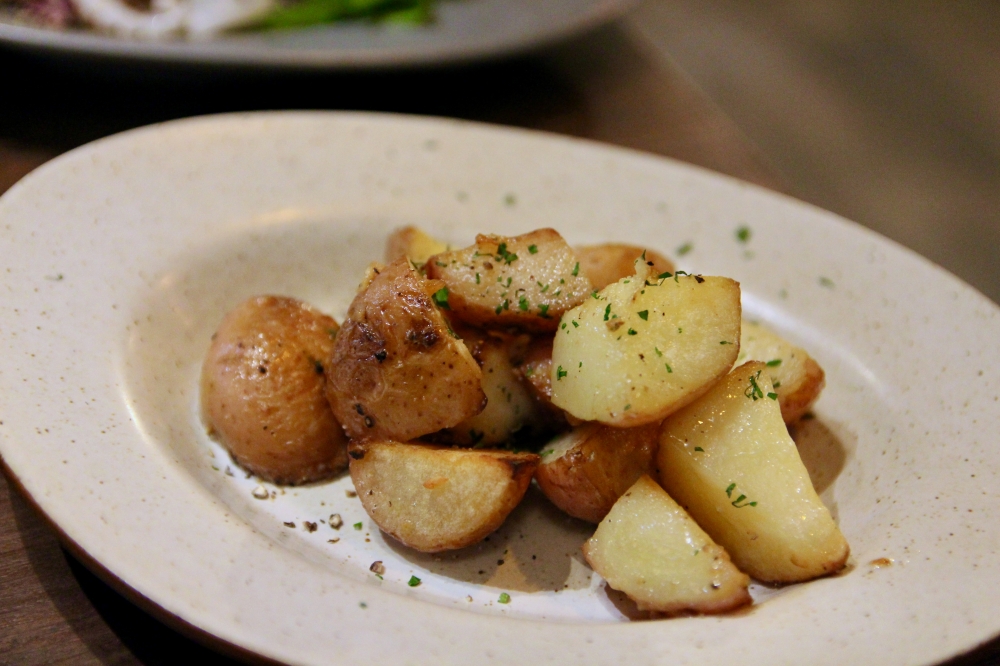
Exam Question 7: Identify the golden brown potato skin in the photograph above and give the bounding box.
[426,229,593,332]
[349,440,539,552]
[575,244,675,290]
[536,422,660,523]
[326,258,486,442]
[200,295,349,485]
[384,225,450,266]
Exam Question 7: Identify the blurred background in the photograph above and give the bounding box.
[2,1,999,664]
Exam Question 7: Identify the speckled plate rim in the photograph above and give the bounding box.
[0,0,633,68]
[1,111,999,666]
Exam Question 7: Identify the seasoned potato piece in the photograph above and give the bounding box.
[583,475,751,615]
[201,295,348,485]
[349,440,539,552]
[442,332,546,447]
[385,225,450,266]
[536,422,659,523]
[576,244,675,290]
[426,228,593,332]
[739,320,825,423]
[326,258,486,442]
[516,335,556,405]
[550,262,741,426]
[658,362,849,583]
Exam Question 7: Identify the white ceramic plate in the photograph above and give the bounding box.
[1,112,999,665]
[0,0,632,68]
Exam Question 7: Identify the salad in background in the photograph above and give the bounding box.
[0,0,435,39]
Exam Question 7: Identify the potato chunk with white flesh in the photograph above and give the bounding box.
[201,295,348,485]
[326,258,486,442]
[536,422,659,523]
[583,475,751,615]
[385,225,450,266]
[739,320,825,423]
[442,332,545,447]
[658,361,849,583]
[349,440,538,552]
[550,262,741,426]
[575,244,675,290]
[426,228,593,332]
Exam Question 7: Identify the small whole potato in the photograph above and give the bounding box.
[201,295,349,485]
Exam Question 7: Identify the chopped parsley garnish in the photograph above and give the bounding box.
[432,287,450,309]
[538,282,549,292]
[528,244,538,254]
[571,320,579,328]
[767,392,778,400]
[538,304,551,318]
[773,380,782,388]
[657,271,673,280]
[654,347,663,357]
[519,295,530,311]
[720,340,732,345]
[736,226,751,243]
[353,522,363,530]
[571,262,580,277]
[496,243,518,264]
[561,322,567,330]
[665,363,673,373]
[556,366,568,380]
[624,404,631,411]
[495,299,509,315]
[726,484,758,508]
[627,328,637,336]
[498,592,511,604]
[475,273,481,284]
[408,576,422,587]
[591,290,600,299]
[745,370,765,401]
[819,276,835,288]
[603,304,612,321]
[676,242,693,256]
[766,359,782,367]
[637,310,649,320]
[504,194,517,207]
[694,446,704,452]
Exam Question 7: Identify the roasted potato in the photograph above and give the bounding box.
[326,258,486,442]
[550,262,741,426]
[658,361,849,583]
[426,228,593,332]
[201,295,349,485]
[385,225,450,266]
[575,244,675,290]
[349,440,539,552]
[535,422,659,523]
[739,320,825,423]
[583,475,751,615]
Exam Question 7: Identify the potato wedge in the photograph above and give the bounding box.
[658,361,849,583]
[535,422,660,523]
[349,440,539,552]
[201,295,348,485]
[441,332,546,447]
[385,225,450,266]
[583,475,751,615]
[550,262,741,426]
[739,320,825,423]
[326,258,486,441]
[575,244,675,290]
[426,228,592,332]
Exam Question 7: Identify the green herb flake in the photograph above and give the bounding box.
[694,446,704,452]
[657,271,673,280]
[736,226,752,243]
[745,370,764,401]
[624,404,631,411]
[773,380,782,388]
[528,244,538,254]
[572,262,580,277]
[498,592,511,604]
[359,602,367,609]
[766,359,782,367]
[665,363,673,373]
[676,242,693,256]
[496,243,518,264]
[819,276,835,288]
[353,522,363,530]
[603,304,612,321]
[720,340,731,345]
[725,483,736,498]
[475,273,481,284]
[495,299,509,315]
[519,295,530,311]
[539,282,549,292]
[638,310,649,320]
[561,322,567,330]
[504,194,517,207]
[556,366,568,380]
[767,392,778,401]
[627,328,637,336]
[571,320,579,328]
[654,347,663,357]
[408,576,422,587]
[538,304,551,318]
[432,287,450,309]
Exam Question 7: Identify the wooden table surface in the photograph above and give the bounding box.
[1,12,998,666]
